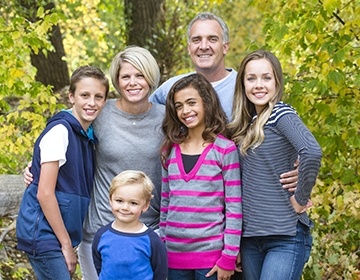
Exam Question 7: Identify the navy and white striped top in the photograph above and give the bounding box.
[240,102,322,237]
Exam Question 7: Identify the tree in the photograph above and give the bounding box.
[0,4,65,174]
[13,0,69,92]
[247,0,360,278]
[124,0,165,47]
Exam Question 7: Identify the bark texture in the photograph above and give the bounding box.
[124,0,165,47]
[0,175,24,217]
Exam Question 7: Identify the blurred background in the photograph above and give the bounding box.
[0,0,359,279]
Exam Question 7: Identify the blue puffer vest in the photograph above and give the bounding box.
[16,111,96,254]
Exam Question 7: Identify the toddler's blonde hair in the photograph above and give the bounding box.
[109,170,154,203]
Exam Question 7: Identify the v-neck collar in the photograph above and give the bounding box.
[174,142,214,182]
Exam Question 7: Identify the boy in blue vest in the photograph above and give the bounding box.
[16,65,109,280]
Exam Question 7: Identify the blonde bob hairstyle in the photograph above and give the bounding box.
[109,170,154,204]
[109,46,160,97]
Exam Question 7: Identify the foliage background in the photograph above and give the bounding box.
[0,0,359,279]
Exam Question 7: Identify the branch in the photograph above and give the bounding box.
[318,0,359,42]
[0,220,16,243]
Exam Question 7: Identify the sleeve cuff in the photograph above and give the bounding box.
[216,254,237,271]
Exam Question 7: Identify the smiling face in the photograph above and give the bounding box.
[244,58,277,114]
[110,183,150,229]
[117,62,150,106]
[68,77,107,130]
[174,86,206,132]
[187,19,229,75]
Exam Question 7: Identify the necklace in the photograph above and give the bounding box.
[117,100,152,125]
[127,111,150,125]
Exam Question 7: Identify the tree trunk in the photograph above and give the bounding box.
[16,0,69,92]
[30,23,69,92]
[124,0,165,47]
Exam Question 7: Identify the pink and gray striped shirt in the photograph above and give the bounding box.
[160,134,242,271]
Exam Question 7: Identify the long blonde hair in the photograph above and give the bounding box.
[228,50,283,155]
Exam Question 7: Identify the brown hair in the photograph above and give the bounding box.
[69,65,109,99]
[161,73,228,162]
